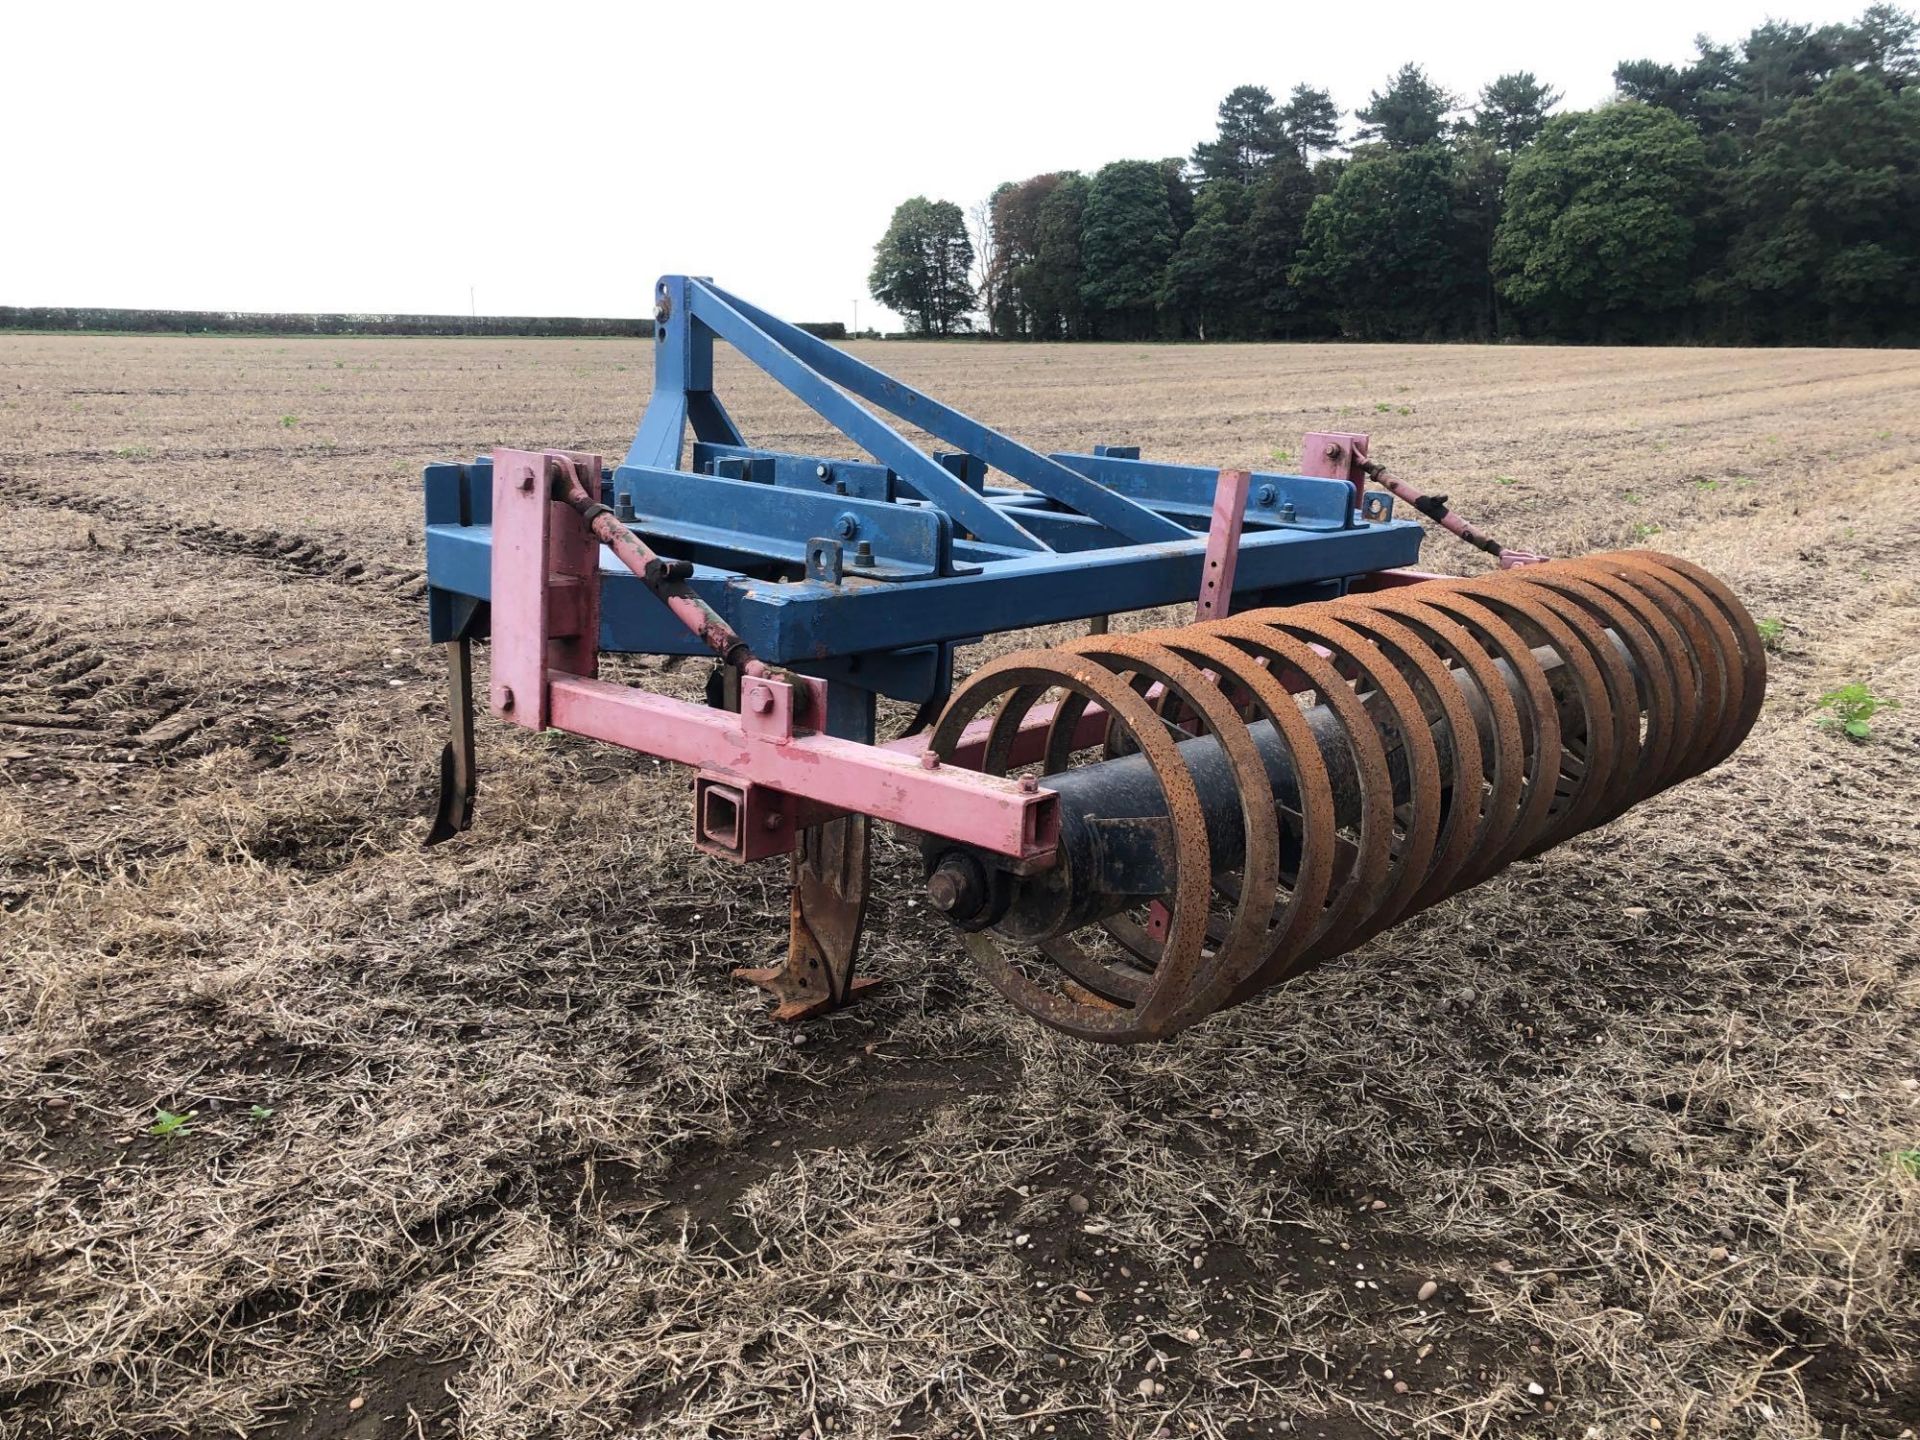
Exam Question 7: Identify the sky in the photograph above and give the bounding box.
[0,0,1874,330]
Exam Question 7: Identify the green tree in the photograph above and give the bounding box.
[1033,172,1091,338]
[1245,155,1323,335]
[1493,105,1706,337]
[1279,84,1342,162]
[1191,85,1288,183]
[869,196,975,335]
[1474,72,1562,151]
[1354,64,1458,150]
[1162,180,1254,337]
[1160,157,1197,241]
[1080,160,1178,337]
[1292,146,1479,338]
[1727,71,1920,340]
[1845,3,1918,87]
[1451,135,1507,337]
[990,173,1073,336]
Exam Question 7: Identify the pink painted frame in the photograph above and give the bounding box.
[488,452,1058,865]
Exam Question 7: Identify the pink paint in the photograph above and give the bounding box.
[549,675,1058,861]
[1197,468,1250,621]
[1298,430,1371,509]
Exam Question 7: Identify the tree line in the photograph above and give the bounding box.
[868,7,1919,345]
[0,307,850,340]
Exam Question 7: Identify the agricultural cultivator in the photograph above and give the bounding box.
[421,276,1766,1043]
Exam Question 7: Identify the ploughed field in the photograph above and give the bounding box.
[2,335,1917,1440]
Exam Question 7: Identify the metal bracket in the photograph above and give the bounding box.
[806,537,845,584]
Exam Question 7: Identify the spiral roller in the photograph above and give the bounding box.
[921,552,1766,1042]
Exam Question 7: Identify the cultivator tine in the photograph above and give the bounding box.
[424,636,476,846]
[734,814,878,1021]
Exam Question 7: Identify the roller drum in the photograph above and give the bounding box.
[924,551,1765,1043]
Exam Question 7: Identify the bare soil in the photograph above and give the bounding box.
[2,335,1917,1440]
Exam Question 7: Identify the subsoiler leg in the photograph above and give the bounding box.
[734,684,878,1019]
[425,637,477,846]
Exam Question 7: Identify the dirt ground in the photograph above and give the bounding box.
[2,334,1917,1440]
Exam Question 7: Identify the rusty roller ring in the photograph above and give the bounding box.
[928,551,1766,1042]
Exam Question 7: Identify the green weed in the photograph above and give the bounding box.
[279,415,299,429]
[1755,617,1787,653]
[1817,682,1898,741]
[148,1107,195,1140]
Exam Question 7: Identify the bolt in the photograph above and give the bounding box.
[1326,443,1344,461]
[746,686,774,714]
[1019,773,1039,793]
[815,463,830,480]
[834,513,859,540]
[1256,484,1277,507]
[919,750,940,770]
[926,853,988,920]
[517,467,536,492]
[499,686,515,712]
[1280,501,1297,522]
[853,540,874,565]
[763,811,784,831]
[616,493,636,522]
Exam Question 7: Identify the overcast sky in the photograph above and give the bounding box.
[2,0,1871,329]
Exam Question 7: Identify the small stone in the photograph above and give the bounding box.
[1527,1381,1546,1397]
[1394,1381,1409,1394]
[1383,1368,1394,1380]
[1708,1245,1728,1262]
[1192,1254,1204,1270]
[1067,1194,1090,1215]
[1182,1327,1199,1342]
[1119,1266,1132,1278]
[1015,1233,1031,1247]
[1416,1344,1433,1361]
[1136,1378,1155,1398]
[1152,1381,1165,1396]
[946,1216,960,1229]
[1493,1259,1514,1275]
[1417,1280,1439,1302]
[1454,986,1477,1004]
[1370,1199,1387,1211]
[1238,1347,1254,1360]
[1074,1289,1094,1304]
[347,1397,365,1412]
[1649,1417,1663,1431]
[44,1097,69,1111]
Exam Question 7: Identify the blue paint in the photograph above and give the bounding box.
[424,277,1424,704]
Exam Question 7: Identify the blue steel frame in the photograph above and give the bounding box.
[424,275,1423,707]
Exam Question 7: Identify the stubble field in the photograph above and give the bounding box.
[2,334,1917,1440]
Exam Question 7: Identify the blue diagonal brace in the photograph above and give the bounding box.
[702,282,1190,545]
[687,284,1045,552]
